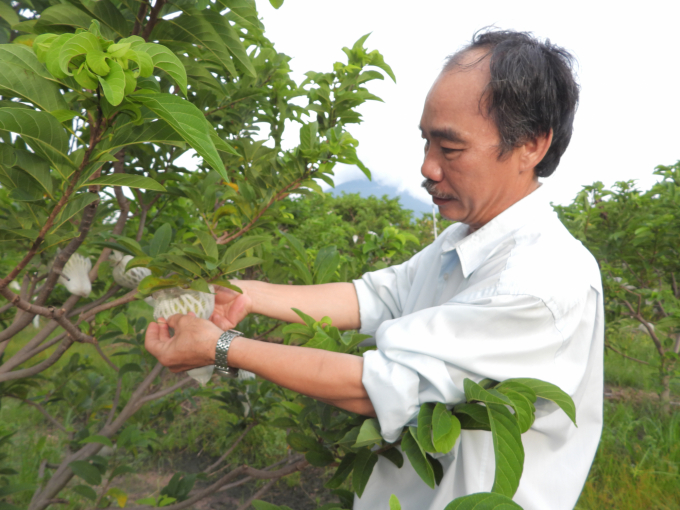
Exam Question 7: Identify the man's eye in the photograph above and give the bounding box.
[442,147,461,154]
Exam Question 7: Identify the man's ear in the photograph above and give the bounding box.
[519,129,553,173]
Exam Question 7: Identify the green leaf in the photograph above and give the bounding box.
[50,109,80,123]
[379,448,403,468]
[0,2,19,27]
[299,121,318,150]
[503,378,576,426]
[0,44,53,80]
[305,448,335,467]
[137,275,187,295]
[463,378,513,406]
[0,107,72,178]
[105,118,186,153]
[35,4,115,38]
[313,245,340,284]
[99,60,126,106]
[417,403,436,453]
[58,31,102,76]
[487,403,524,498]
[402,427,435,488]
[222,235,269,265]
[149,223,172,257]
[189,278,211,294]
[52,193,99,231]
[0,483,36,498]
[13,149,53,198]
[196,231,218,261]
[223,256,264,274]
[269,0,284,8]
[389,494,401,510]
[79,435,113,447]
[429,454,444,486]
[85,174,166,192]
[126,49,153,77]
[353,418,382,448]
[77,0,129,40]
[69,460,102,485]
[165,254,202,277]
[135,42,187,95]
[45,33,75,79]
[72,484,97,501]
[444,492,523,510]
[151,10,239,78]
[252,501,293,510]
[432,402,461,453]
[119,362,143,378]
[202,9,256,77]
[292,308,315,328]
[0,59,68,112]
[86,49,110,75]
[351,448,378,498]
[286,432,317,453]
[131,94,224,178]
[454,403,491,431]
[325,452,355,489]
[496,388,535,434]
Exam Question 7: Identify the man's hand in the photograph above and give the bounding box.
[211,283,252,327]
[145,313,227,372]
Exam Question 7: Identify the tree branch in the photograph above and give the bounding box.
[204,422,256,474]
[0,337,75,383]
[140,0,166,41]
[136,375,193,406]
[236,478,277,510]
[8,394,69,433]
[605,342,651,365]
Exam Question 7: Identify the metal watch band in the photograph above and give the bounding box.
[214,329,243,379]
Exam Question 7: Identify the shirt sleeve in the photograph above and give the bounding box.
[357,292,568,442]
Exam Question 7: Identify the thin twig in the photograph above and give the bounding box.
[106,378,123,426]
[236,478,277,510]
[8,394,68,433]
[204,422,256,474]
[605,343,651,366]
[93,342,119,372]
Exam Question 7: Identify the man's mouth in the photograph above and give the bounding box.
[421,179,456,202]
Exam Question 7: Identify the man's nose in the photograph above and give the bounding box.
[421,147,443,182]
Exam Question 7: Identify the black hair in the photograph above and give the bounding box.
[444,28,580,177]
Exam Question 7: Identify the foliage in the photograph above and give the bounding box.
[556,163,680,405]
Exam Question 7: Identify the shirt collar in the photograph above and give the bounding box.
[440,185,554,278]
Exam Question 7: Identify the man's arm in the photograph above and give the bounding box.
[144,313,375,417]
[216,280,361,331]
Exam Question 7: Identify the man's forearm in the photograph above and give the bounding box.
[239,280,361,331]
[226,336,376,417]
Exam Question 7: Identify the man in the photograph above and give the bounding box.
[145,29,603,510]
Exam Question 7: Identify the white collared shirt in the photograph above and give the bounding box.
[353,185,604,510]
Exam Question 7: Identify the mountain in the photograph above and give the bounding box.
[327,179,433,216]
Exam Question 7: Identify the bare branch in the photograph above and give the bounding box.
[131,0,149,36]
[236,478,277,510]
[0,337,75,383]
[605,343,651,365]
[7,394,69,433]
[106,378,123,427]
[137,375,193,406]
[140,0,167,41]
[68,285,122,319]
[93,341,119,372]
[78,289,138,323]
[204,423,256,474]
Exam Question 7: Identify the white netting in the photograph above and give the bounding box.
[110,252,151,289]
[57,252,92,297]
[238,370,255,381]
[152,285,215,321]
[152,286,216,387]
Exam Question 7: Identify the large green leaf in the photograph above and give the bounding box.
[222,256,263,274]
[454,403,491,431]
[13,149,54,198]
[104,119,186,153]
[463,379,513,407]
[402,427,435,489]
[78,0,130,39]
[432,402,461,453]
[0,60,68,112]
[35,4,115,39]
[151,9,238,78]
[58,31,103,76]
[52,193,99,230]
[202,8,256,77]
[149,223,172,257]
[325,452,355,489]
[0,107,73,178]
[135,43,187,95]
[85,174,166,191]
[99,59,125,106]
[353,418,382,448]
[221,235,269,265]
[417,403,436,453]
[0,44,54,80]
[0,1,19,27]
[351,448,378,498]
[444,492,523,510]
[195,231,218,261]
[496,388,535,434]
[0,166,44,201]
[69,460,102,485]
[487,403,524,498]
[130,93,224,178]
[503,378,576,426]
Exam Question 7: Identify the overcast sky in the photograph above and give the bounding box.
[251,0,680,206]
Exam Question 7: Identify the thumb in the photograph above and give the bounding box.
[145,321,164,357]
[212,312,233,331]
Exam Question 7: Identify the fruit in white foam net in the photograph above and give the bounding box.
[152,285,216,386]
[57,252,92,297]
[238,370,255,381]
[109,250,152,289]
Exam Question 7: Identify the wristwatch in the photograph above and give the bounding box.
[214,329,243,379]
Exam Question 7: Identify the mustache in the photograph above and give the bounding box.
[421,179,455,200]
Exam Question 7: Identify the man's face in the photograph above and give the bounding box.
[419,52,538,231]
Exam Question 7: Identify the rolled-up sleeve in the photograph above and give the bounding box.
[357,292,566,442]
